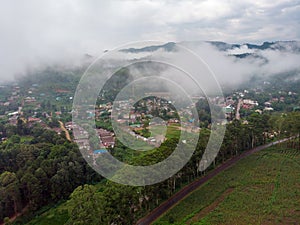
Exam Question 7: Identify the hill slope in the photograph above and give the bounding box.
[154,146,300,225]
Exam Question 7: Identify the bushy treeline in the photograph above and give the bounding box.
[64,112,300,225]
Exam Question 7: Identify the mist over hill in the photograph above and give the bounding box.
[117,40,300,90]
[2,40,300,94]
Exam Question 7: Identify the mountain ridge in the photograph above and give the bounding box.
[119,40,300,58]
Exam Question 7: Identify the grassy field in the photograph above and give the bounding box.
[154,146,300,225]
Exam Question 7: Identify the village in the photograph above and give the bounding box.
[1,79,299,159]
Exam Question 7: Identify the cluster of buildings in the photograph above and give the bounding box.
[69,122,115,159]
[97,128,115,148]
[0,84,68,139]
[2,78,300,159]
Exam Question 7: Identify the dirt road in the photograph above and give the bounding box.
[59,121,71,141]
[236,98,242,120]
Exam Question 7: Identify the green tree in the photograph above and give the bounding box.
[9,134,21,144]
[20,173,42,210]
[0,172,22,220]
[66,185,104,225]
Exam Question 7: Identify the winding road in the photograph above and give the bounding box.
[136,138,291,225]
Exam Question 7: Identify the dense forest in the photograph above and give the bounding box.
[0,123,101,223]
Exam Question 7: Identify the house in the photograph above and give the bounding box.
[8,111,19,117]
[242,99,258,109]
[100,136,115,147]
[222,105,235,114]
[97,128,115,148]
[264,102,272,107]
[243,99,258,105]
[97,128,113,137]
[264,107,274,111]
[255,109,263,114]
[65,122,74,130]
[24,96,36,103]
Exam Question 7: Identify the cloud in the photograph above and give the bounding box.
[0,0,300,82]
[183,42,260,87]
[226,45,255,55]
[180,41,300,89]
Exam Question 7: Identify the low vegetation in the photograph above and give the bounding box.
[155,145,300,224]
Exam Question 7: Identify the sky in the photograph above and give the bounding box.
[0,0,300,82]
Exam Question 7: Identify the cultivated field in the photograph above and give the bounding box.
[155,146,300,225]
